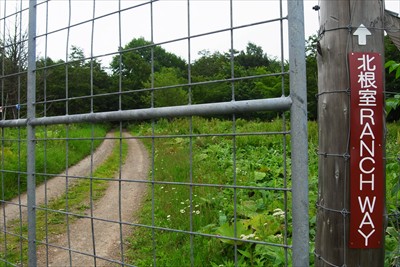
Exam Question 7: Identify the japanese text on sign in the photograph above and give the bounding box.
[349,52,384,249]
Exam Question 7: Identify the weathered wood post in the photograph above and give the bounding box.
[315,0,386,266]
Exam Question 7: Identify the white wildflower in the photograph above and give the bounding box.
[240,233,255,240]
[273,208,285,218]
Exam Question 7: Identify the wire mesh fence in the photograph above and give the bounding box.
[0,0,310,266]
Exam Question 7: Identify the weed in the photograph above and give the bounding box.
[127,117,399,266]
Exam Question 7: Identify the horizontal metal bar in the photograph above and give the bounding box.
[0,118,28,127]
[0,97,292,127]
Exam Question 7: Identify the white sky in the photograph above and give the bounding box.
[1,0,399,67]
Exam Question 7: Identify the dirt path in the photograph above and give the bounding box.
[0,132,116,225]
[37,132,149,266]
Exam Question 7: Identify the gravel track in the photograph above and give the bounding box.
[0,131,115,225]
[1,131,149,266]
[37,132,149,266]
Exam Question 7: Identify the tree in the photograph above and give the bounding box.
[235,42,270,69]
[67,46,101,115]
[109,37,187,110]
[144,67,188,108]
[0,15,28,119]
[191,44,286,120]
[36,46,112,116]
[191,50,231,104]
[305,35,319,120]
[36,57,66,116]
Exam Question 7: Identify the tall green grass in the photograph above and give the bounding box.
[0,124,109,201]
[127,117,399,266]
[127,118,293,266]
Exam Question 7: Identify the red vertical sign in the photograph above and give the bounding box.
[349,52,384,248]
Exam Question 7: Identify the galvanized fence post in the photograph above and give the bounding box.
[288,0,309,265]
[27,0,37,266]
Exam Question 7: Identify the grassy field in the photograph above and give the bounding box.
[127,117,399,267]
[0,119,398,266]
[0,124,110,201]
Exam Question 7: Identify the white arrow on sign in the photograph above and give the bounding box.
[353,24,371,46]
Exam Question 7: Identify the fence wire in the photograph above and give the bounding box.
[0,0,308,266]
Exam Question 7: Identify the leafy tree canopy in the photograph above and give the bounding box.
[3,32,399,120]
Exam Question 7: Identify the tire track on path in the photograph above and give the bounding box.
[37,132,149,266]
[0,131,116,226]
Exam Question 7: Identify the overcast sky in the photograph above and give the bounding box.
[1,0,399,67]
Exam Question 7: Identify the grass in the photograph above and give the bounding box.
[0,128,129,265]
[0,123,110,201]
[0,118,398,266]
[126,117,399,267]
[126,118,293,266]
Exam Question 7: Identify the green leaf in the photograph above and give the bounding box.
[386,227,399,240]
[386,99,398,114]
[237,200,258,217]
[390,182,400,196]
[216,221,252,245]
[385,96,400,115]
[254,171,266,181]
[389,63,399,73]
[384,60,395,68]
[196,153,208,161]
[219,214,227,226]
[237,249,252,259]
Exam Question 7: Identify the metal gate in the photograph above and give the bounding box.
[0,0,308,266]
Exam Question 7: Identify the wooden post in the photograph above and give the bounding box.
[315,0,385,266]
